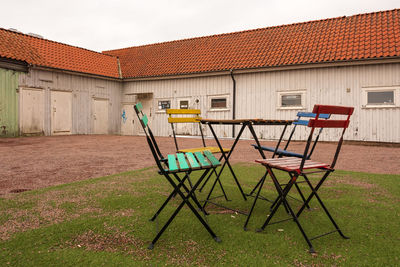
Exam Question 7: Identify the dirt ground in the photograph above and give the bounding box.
[1,135,399,195]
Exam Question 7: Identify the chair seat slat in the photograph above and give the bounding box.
[203,150,221,167]
[185,152,201,169]
[256,158,330,172]
[167,154,178,172]
[176,153,190,171]
[194,151,211,168]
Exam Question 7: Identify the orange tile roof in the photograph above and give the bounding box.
[104,9,400,78]
[0,28,120,78]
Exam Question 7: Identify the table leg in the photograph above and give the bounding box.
[207,123,248,201]
[247,123,266,159]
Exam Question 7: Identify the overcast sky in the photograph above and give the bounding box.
[1,0,399,52]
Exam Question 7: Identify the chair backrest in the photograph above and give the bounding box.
[282,112,330,159]
[134,102,165,171]
[166,109,206,151]
[300,105,354,170]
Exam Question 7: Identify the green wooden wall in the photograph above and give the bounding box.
[0,68,19,137]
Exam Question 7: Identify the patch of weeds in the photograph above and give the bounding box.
[65,229,150,259]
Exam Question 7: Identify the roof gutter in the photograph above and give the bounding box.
[230,69,236,138]
[0,57,29,72]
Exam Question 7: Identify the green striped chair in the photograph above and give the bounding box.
[134,102,222,249]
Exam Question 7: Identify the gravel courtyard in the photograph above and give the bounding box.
[0,135,399,195]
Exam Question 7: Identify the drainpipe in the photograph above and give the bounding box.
[230,69,236,138]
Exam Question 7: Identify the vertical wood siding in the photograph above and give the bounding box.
[0,68,19,136]
[123,75,233,138]
[18,69,122,135]
[124,63,400,143]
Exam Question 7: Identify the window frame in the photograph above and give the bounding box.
[156,99,171,113]
[208,94,230,111]
[178,98,190,109]
[277,90,306,110]
[362,87,399,108]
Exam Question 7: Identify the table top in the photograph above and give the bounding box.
[200,118,295,125]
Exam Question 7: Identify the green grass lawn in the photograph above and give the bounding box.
[0,163,399,266]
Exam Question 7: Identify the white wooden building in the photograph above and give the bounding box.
[1,9,399,142]
[120,63,400,143]
[18,69,121,136]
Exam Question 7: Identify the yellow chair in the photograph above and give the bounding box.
[166,109,230,154]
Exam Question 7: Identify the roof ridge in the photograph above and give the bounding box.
[103,8,400,53]
[0,27,118,59]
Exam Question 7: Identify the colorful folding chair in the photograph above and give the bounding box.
[253,105,353,253]
[134,103,222,249]
[252,112,330,159]
[167,109,231,199]
[245,112,330,228]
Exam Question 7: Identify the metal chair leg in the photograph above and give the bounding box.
[256,170,316,253]
[244,171,268,231]
[150,171,206,221]
[149,170,220,249]
[299,173,349,239]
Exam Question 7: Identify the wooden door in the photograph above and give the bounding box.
[93,99,109,134]
[51,91,72,135]
[20,88,45,135]
[121,103,136,135]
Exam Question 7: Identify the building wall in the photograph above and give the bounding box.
[18,69,122,135]
[122,75,234,138]
[123,63,400,143]
[0,68,19,137]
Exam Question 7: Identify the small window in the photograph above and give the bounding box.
[180,100,189,109]
[211,98,227,109]
[367,91,394,105]
[278,91,305,109]
[281,94,302,107]
[363,87,399,108]
[158,100,170,110]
